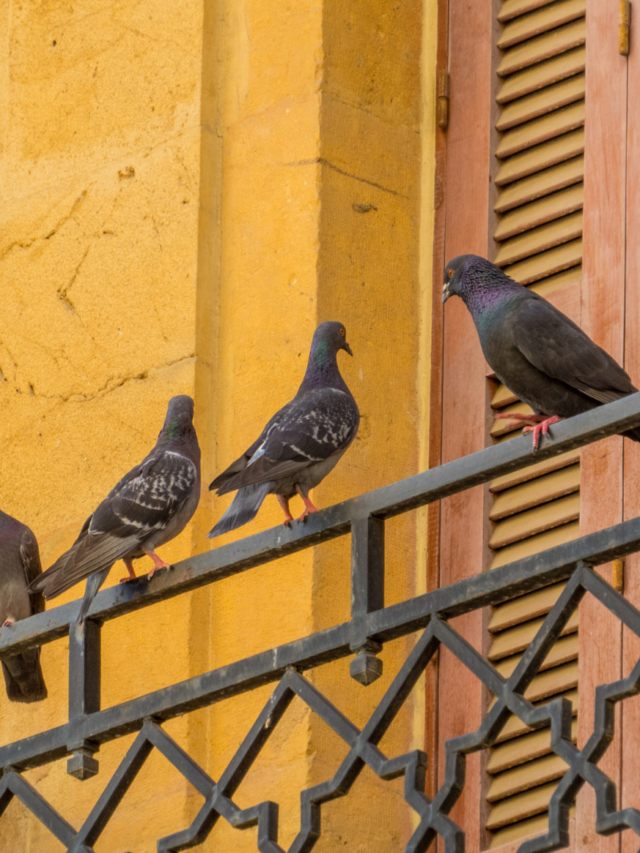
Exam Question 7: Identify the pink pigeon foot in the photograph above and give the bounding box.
[523,415,563,452]
[144,550,172,580]
[295,486,319,523]
[276,494,294,527]
[2,619,15,628]
[120,557,138,584]
[493,412,547,430]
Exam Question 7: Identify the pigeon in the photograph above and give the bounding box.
[0,510,47,702]
[208,321,359,537]
[442,254,640,450]
[30,395,201,623]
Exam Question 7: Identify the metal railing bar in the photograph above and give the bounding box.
[5,510,640,773]
[2,394,640,658]
[369,513,640,637]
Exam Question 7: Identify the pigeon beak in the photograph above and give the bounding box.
[442,282,452,304]
[344,342,353,357]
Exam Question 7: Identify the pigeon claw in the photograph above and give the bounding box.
[147,564,173,581]
[276,495,294,527]
[523,415,563,452]
[2,619,15,628]
[295,486,319,522]
[143,550,172,580]
[493,412,547,430]
[120,558,137,584]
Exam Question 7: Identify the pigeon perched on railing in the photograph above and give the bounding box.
[30,395,201,623]
[0,510,47,702]
[442,254,640,451]
[208,321,359,537]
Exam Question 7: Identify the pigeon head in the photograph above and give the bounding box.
[301,321,353,391]
[159,395,196,443]
[442,254,521,310]
[310,321,353,361]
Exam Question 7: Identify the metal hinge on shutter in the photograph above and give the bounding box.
[620,0,631,56]
[438,69,450,130]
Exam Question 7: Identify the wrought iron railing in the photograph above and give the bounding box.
[4,395,640,852]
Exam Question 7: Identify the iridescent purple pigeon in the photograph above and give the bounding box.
[442,254,640,451]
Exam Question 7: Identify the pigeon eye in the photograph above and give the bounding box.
[340,328,345,336]
[447,269,454,277]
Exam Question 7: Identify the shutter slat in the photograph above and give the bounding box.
[497,47,585,104]
[496,101,585,159]
[495,155,584,213]
[489,807,575,848]
[494,633,578,678]
[487,753,569,802]
[494,184,583,241]
[489,492,580,549]
[495,128,584,186]
[529,263,581,295]
[491,383,520,409]
[495,210,582,266]
[486,780,557,829]
[496,74,585,132]
[488,718,578,774]
[499,0,559,25]
[489,812,551,847]
[490,520,580,569]
[490,449,581,493]
[488,609,579,661]
[500,237,582,284]
[495,688,578,743]
[497,0,586,49]
[490,464,580,520]
[490,582,568,631]
[497,18,585,76]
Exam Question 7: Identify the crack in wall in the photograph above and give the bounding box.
[283,156,407,198]
[0,189,90,262]
[58,246,91,313]
[1,354,196,405]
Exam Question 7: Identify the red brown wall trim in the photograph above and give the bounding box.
[436,0,495,844]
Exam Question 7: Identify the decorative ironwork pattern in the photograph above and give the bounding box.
[2,395,640,851]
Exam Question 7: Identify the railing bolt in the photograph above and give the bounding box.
[67,744,99,780]
[350,639,383,686]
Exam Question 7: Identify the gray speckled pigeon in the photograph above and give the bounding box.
[30,395,201,623]
[442,254,640,450]
[208,321,359,537]
[0,510,47,702]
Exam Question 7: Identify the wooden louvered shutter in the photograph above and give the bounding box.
[484,0,585,844]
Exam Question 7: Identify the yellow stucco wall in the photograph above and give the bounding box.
[0,0,437,850]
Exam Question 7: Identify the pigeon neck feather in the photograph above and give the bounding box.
[300,339,349,392]
[461,275,523,323]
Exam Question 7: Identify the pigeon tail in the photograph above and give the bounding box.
[76,568,110,625]
[208,482,271,538]
[2,650,47,703]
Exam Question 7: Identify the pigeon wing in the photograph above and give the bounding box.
[209,408,285,492]
[218,389,359,493]
[511,293,637,403]
[32,450,197,598]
